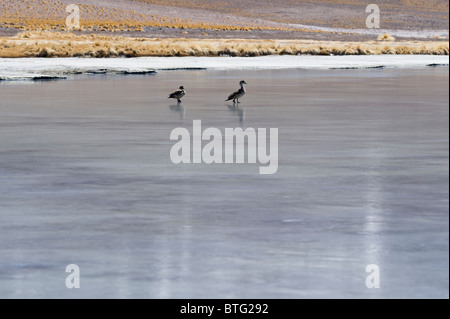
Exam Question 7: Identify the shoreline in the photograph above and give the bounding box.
[1,55,448,81]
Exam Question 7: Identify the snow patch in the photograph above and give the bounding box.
[0,55,448,81]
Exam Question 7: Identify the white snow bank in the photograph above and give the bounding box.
[0,55,448,80]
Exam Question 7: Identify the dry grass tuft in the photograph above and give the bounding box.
[377,33,396,42]
[0,31,448,58]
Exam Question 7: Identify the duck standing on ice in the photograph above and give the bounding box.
[226,80,247,104]
[168,86,186,103]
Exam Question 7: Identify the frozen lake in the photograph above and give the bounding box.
[0,66,448,298]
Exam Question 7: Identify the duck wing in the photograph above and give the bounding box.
[169,89,183,98]
[226,88,240,101]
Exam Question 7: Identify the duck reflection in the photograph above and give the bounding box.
[169,104,185,120]
[227,104,245,125]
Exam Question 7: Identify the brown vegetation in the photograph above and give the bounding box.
[377,33,396,42]
[0,31,448,58]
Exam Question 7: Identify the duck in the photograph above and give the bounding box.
[168,86,186,103]
[226,81,247,104]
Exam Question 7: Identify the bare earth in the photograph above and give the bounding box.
[0,0,448,40]
[0,0,448,57]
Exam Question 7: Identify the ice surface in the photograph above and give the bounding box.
[0,67,448,298]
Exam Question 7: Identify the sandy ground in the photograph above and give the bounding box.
[0,0,448,41]
[102,0,450,30]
